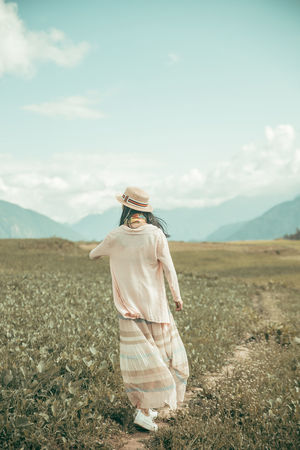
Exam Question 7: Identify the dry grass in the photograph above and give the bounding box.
[0,237,299,449]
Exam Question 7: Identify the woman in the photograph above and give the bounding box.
[89,186,189,432]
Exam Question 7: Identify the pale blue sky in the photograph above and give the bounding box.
[0,0,300,221]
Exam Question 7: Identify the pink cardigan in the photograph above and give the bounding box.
[89,223,182,323]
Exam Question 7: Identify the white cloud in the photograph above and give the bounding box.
[265,124,295,150]
[0,124,299,222]
[0,151,164,222]
[22,95,106,119]
[166,52,181,65]
[0,0,89,77]
[150,124,300,208]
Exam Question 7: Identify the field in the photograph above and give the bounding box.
[0,237,299,449]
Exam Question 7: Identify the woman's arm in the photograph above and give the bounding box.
[89,233,112,260]
[156,230,183,307]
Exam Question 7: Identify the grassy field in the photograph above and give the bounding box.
[0,237,299,449]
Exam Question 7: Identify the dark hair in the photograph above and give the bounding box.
[119,205,170,238]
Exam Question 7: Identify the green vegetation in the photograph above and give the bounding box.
[283,227,300,240]
[147,338,299,449]
[0,237,299,448]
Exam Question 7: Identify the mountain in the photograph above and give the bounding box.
[0,199,83,240]
[204,220,248,242]
[71,208,122,240]
[205,194,300,241]
[71,192,295,241]
[2,191,298,242]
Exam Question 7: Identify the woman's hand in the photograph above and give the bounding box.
[124,312,140,319]
[175,300,183,311]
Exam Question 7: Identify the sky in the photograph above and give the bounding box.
[0,0,300,223]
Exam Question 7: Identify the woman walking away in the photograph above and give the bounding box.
[89,186,189,432]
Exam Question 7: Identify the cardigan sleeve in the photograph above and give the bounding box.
[89,233,112,260]
[157,230,182,303]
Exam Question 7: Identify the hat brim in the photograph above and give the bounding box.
[115,194,153,212]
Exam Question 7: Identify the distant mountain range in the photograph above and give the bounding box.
[1,192,299,242]
[71,192,300,241]
[0,200,83,240]
[205,194,300,241]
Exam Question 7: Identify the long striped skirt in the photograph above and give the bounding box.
[118,310,189,410]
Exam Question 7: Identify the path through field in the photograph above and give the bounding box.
[115,286,285,450]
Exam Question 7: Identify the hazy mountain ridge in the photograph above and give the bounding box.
[1,192,299,242]
[71,192,296,241]
[205,194,300,241]
[204,220,248,242]
[0,200,83,240]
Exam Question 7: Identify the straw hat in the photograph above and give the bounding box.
[115,186,153,212]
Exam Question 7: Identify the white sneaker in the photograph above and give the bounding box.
[134,408,158,419]
[133,409,158,431]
